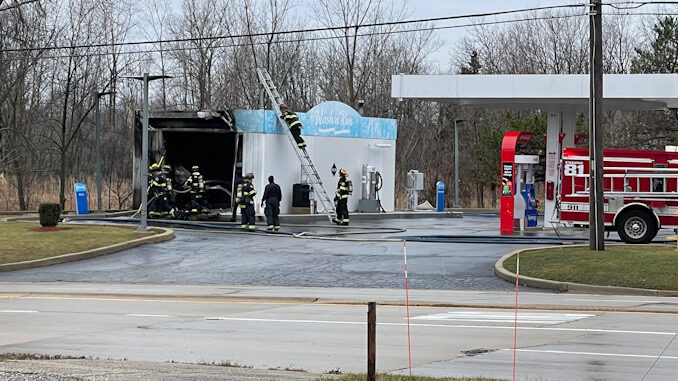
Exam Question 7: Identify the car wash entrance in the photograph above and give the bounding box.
[133,111,240,211]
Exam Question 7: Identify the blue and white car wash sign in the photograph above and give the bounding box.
[74,182,89,215]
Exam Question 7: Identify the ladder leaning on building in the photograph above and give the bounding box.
[256,68,337,222]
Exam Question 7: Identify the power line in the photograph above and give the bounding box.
[0,3,588,54]
[0,0,39,12]
[0,12,588,62]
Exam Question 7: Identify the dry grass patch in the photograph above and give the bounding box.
[0,222,153,264]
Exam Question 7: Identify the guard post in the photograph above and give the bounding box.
[436,181,445,212]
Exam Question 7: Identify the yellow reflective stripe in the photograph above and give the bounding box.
[288,120,301,128]
[343,219,349,222]
[341,195,348,199]
[339,186,347,190]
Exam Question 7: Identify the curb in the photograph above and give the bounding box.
[495,245,678,296]
[0,227,174,272]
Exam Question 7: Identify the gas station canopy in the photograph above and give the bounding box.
[392,74,678,110]
[391,73,678,227]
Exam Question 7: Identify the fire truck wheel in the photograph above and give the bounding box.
[616,209,658,244]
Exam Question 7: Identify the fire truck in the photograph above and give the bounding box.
[559,147,678,243]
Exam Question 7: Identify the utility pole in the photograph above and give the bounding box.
[123,74,172,232]
[94,91,115,213]
[589,0,605,250]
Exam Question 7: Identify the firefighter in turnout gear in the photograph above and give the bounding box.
[333,168,351,225]
[239,173,257,229]
[148,163,172,218]
[186,165,207,214]
[280,103,306,149]
[262,175,282,231]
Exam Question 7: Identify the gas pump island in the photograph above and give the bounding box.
[500,131,539,233]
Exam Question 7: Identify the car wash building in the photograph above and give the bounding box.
[133,101,397,215]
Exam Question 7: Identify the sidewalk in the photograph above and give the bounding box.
[2,282,677,313]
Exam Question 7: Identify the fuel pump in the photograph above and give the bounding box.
[514,155,539,228]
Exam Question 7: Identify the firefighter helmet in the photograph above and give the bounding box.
[280,103,289,111]
[149,163,160,171]
[339,168,348,177]
[191,165,200,172]
[245,172,254,180]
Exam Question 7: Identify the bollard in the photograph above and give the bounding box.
[436,181,445,212]
[368,302,376,381]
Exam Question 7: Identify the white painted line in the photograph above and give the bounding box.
[0,310,38,313]
[125,314,172,318]
[412,311,595,325]
[514,349,678,361]
[204,317,676,336]
[564,298,662,303]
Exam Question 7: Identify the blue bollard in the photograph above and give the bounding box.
[436,181,445,212]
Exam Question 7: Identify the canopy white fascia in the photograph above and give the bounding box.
[391,74,678,227]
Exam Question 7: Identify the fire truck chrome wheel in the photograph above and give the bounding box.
[624,217,647,240]
[616,209,657,244]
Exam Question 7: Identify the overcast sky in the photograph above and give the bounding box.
[407,0,577,70]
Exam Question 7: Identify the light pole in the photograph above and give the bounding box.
[94,90,115,213]
[123,73,172,232]
[454,119,466,208]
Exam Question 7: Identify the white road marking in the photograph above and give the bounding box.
[514,349,678,361]
[564,298,664,303]
[125,314,172,318]
[412,311,595,325]
[203,317,676,336]
[0,310,38,313]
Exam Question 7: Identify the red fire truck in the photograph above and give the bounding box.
[559,147,678,243]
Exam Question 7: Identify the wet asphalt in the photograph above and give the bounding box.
[0,215,587,290]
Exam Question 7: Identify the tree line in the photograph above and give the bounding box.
[0,0,676,211]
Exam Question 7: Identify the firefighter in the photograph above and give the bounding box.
[333,168,351,226]
[280,103,306,149]
[186,165,207,214]
[162,164,175,205]
[261,175,281,231]
[148,163,172,218]
[239,173,257,229]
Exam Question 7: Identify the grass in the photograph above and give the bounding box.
[0,222,153,264]
[320,375,507,381]
[504,245,678,290]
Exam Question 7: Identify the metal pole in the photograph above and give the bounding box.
[589,1,604,250]
[367,302,376,381]
[95,93,102,213]
[454,120,460,208]
[137,73,150,232]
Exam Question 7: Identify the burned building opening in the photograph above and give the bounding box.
[133,111,241,211]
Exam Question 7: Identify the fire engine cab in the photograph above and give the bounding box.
[559,147,678,243]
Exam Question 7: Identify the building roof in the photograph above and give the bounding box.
[391,74,678,110]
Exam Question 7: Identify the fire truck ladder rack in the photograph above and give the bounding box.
[566,167,678,200]
[256,68,337,222]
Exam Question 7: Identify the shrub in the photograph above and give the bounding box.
[39,203,61,227]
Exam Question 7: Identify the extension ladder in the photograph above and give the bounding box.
[256,68,337,222]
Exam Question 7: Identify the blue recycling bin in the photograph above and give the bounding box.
[74,183,89,215]
[436,181,445,212]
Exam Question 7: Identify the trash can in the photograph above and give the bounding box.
[74,183,89,215]
[436,181,445,212]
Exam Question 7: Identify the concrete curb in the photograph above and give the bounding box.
[495,245,678,296]
[0,227,174,272]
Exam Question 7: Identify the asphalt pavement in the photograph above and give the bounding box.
[1,216,542,291]
[1,284,678,381]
